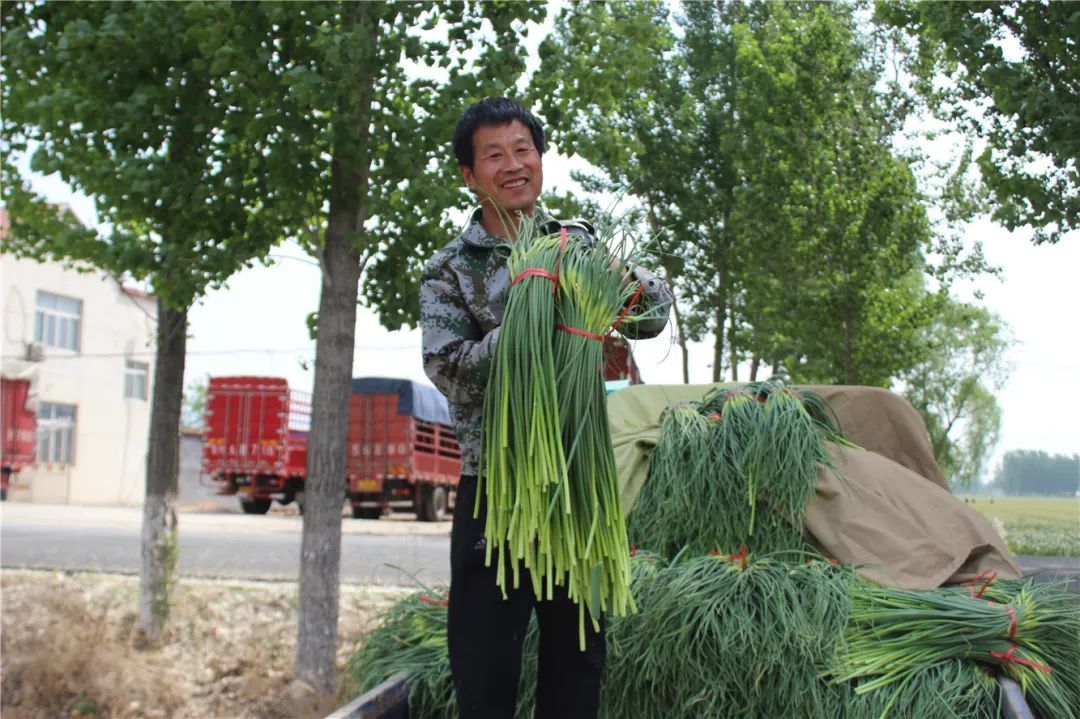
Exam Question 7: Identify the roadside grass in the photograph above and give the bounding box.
[961,496,1080,557]
[0,570,406,719]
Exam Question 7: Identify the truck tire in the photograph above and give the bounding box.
[240,498,272,515]
[352,505,382,520]
[417,485,448,522]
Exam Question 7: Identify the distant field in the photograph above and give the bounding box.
[960,496,1079,557]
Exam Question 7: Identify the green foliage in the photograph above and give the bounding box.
[831,580,1080,719]
[259,1,546,329]
[628,383,842,559]
[2,0,545,325]
[482,218,641,636]
[1,2,299,309]
[347,556,1050,719]
[342,590,455,719]
[151,530,179,625]
[533,1,944,386]
[993,451,1080,497]
[900,299,1010,486]
[876,1,1080,244]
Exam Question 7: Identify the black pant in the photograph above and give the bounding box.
[448,475,606,719]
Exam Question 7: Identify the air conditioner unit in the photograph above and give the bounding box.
[24,342,45,362]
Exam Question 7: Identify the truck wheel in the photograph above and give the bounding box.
[352,505,382,520]
[240,498,272,515]
[417,485,448,522]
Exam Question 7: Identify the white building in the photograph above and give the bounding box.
[1,208,157,505]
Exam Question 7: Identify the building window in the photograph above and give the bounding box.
[124,360,149,400]
[35,291,82,352]
[37,403,77,465]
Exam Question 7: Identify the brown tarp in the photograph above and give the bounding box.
[608,384,1020,589]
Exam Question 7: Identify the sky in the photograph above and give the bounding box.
[9,11,1079,485]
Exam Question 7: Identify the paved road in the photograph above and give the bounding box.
[2,502,1077,590]
[1,502,451,586]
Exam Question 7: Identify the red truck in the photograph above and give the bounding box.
[202,376,311,514]
[1,378,37,501]
[345,377,461,521]
[202,375,461,520]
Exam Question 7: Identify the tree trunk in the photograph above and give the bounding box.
[646,201,689,384]
[727,295,739,382]
[295,163,365,692]
[842,315,855,384]
[295,2,377,693]
[134,304,187,647]
[671,301,690,384]
[749,355,760,382]
[711,304,725,383]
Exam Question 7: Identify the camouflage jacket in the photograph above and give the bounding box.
[420,208,673,476]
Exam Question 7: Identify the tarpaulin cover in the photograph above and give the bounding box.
[351,377,451,425]
[607,383,1021,590]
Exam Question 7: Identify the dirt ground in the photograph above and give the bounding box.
[1,569,409,719]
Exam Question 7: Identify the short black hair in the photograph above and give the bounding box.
[453,97,546,169]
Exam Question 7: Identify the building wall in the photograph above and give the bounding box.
[1,250,157,506]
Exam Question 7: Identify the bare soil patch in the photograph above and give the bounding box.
[1,569,407,719]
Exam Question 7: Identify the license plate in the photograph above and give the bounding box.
[355,479,378,492]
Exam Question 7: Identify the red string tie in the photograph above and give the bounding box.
[722,390,755,405]
[555,324,608,342]
[729,544,748,571]
[608,281,646,335]
[510,227,569,296]
[990,644,1051,673]
[554,270,647,343]
[419,594,448,607]
[511,267,557,286]
[988,601,1019,640]
[964,569,997,599]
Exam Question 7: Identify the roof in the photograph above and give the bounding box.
[350,377,451,425]
[121,285,155,301]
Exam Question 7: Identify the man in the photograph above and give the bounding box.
[419,97,672,719]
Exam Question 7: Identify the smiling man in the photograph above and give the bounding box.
[459,107,544,238]
[419,97,672,719]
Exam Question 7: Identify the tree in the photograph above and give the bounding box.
[535,1,939,385]
[260,2,545,693]
[6,0,544,688]
[2,2,297,645]
[529,1,698,380]
[900,300,1010,486]
[992,451,1080,496]
[877,1,1080,244]
[724,2,937,386]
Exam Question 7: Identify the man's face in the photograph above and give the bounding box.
[460,119,543,216]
